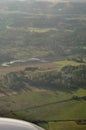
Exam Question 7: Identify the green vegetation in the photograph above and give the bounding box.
[0,1,86,130]
[0,62,86,130]
[49,121,86,130]
[0,1,86,62]
[0,61,85,93]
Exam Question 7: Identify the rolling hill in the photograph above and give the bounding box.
[0,0,86,130]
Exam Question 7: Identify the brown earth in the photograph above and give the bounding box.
[0,62,56,75]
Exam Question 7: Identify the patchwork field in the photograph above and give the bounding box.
[0,60,85,130]
[0,1,86,130]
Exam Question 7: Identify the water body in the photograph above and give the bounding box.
[1,58,47,67]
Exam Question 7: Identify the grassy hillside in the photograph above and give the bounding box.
[0,60,85,130]
[0,60,85,93]
[0,1,86,130]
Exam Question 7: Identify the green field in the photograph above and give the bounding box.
[0,60,85,130]
[0,1,86,130]
[49,121,86,130]
[0,89,86,129]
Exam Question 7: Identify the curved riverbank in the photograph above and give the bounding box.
[1,58,47,67]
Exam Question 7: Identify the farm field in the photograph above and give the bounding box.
[0,60,85,130]
[0,0,86,130]
[48,121,86,130]
[0,89,86,129]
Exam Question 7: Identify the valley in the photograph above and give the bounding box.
[0,0,86,130]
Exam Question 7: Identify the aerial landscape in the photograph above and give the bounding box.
[0,0,86,129]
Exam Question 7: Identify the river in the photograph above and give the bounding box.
[1,58,47,67]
